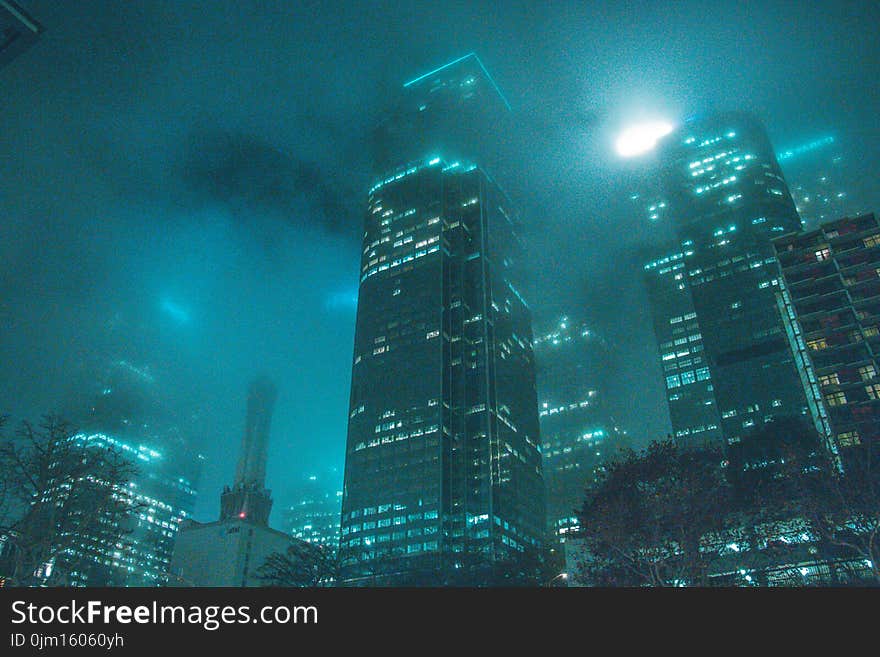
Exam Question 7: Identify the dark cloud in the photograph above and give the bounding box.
[180,129,358,237]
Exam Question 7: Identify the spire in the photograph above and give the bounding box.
[220,377,277,526]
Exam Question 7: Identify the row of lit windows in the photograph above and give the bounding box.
[665,367,711,389]
[826,384,880,406]
[539,396,594,417]
[354,425,441,451]
[674,423,719,437]
[360,244,442,282]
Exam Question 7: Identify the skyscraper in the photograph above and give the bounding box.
[774,212,880,455]
[284,474,343,552]
[533,315,629,540]
[643,113,808,446]
[64,360,200,586]
[777,135,865,230]
[339,54,545,585]
[220,377,277,527]
[0,1,41,70]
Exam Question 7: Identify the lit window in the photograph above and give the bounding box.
[666,375,681,389]
[807,338,827,351]
[818,373,840,387]
[814,247,831,261]
[837,431,861,447]
[825,391,847,406]
[859,365,876,381]
[866,384,880,400]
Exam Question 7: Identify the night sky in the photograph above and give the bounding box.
[2,0,879,524]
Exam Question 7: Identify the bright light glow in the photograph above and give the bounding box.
[616,121,674,157]
[160,298,190,324]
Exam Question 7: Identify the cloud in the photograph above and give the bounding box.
[179,129,357,237]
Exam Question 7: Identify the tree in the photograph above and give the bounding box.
[258,541,339,587]
[573,440,730,586]
[796,437,880,585]
[0,415,139,586]
[727,416,879,585]
[572,421,879,587]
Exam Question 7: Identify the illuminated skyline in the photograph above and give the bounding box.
[1,1,879,530]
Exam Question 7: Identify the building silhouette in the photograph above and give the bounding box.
[171,377,300,587]
[777,135,866,230]
[643,113,809,446]
[339,54,545,585]
[220,376,277,526]
[533,315,629,541]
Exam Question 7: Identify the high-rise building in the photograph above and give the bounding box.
[533,315,629,540]
[774,212,880,455]
[171,377,299,587]
[777,135,865,230]
[643,113,809,446]
[339,54,545,585]
[0,1,41,70]
[220,377,277,527]
[64,360,200,586]
[283,474,343,552]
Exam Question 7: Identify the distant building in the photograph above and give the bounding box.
[533,316,629,540]
[643,113,809,446]
[283,475,343,552]
[171,377,298,587]
[62,360,201,587]
[220,377,277,526]
[0,1,41,70]
[777,135,865,230]
[774,212,880,455]
[340,54,545,585]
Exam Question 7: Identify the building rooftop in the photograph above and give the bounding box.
[402,52,512,112]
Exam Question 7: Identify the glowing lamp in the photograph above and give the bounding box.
[615,121,674,157]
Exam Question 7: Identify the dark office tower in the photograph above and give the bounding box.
[340,55,545,586]
[0,1,41,70]
[644,113,808,446]
[774,213,880,456]
[533,316,629,540]
[220,377,277,527]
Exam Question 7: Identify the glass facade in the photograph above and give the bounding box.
[284,475,343,552]
[533,316,629,540]
[644,113,809,446]
[61,360,200,586]
[340,55,544,585]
